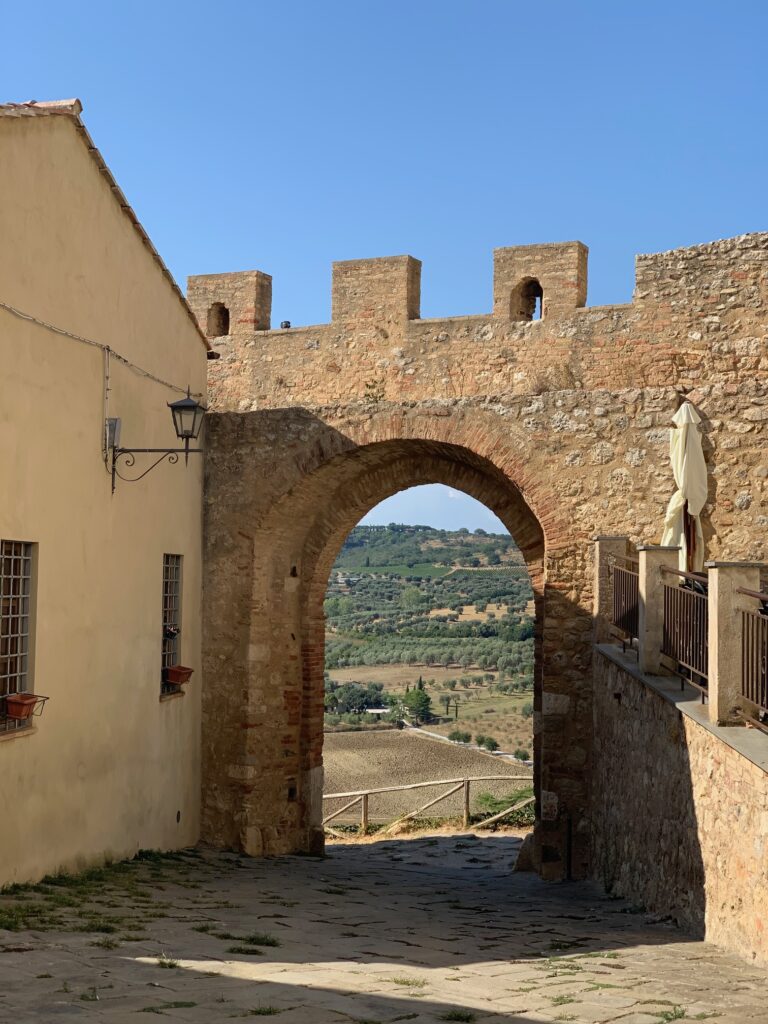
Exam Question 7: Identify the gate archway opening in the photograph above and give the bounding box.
[296,441,545,852]
[322,484,538,837]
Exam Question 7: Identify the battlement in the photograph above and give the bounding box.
[188,241,590,335]
[189,233,768,344]
[493,241,588,319]
[332,255,422,323]
[187,270,272,339]
[201,231,768,425]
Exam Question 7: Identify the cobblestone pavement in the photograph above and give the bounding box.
[0,833,766,1023]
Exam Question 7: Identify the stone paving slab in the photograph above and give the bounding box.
[0,833,766,1022]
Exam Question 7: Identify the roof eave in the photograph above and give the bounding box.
[0,99,211,352]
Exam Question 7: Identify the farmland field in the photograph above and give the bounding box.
[324,523,536,794]
[428,601,509,620]
[323,730,532,823]
[327,663,502,689]
[327,663,534,752]
[426,692,533,754]
[348,561,451,577]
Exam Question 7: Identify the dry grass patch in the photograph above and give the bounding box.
[428,603,509,622]
[323,731,530,822]
[327,664,500,689]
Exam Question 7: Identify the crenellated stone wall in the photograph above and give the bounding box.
[196,233,768,884]
[194,234,768,413]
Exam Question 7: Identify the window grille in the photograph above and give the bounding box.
[1,540,33,733]
[161,554,182,692]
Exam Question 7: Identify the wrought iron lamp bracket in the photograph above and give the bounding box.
[110,441,203,493]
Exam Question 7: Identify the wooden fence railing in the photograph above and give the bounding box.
[322,774,534,835]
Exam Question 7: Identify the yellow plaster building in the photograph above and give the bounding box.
[0,100,209,885]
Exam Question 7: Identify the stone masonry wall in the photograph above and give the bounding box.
[202,380,768,876]
[197,235,768,414]
[197,233,768,881]
[593,650,768,968]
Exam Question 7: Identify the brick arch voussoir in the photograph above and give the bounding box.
[326,407,573,553]
[300,454,545,633]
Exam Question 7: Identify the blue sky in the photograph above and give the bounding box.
[360,486,508,533]
[4,1,766,530]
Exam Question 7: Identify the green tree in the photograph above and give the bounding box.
[403,688,432,723]
[400,586,423,610]
[448,729,471,743]
[327,682,385,714]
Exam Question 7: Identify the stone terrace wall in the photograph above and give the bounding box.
[195,234,768,413]
[593,650,768,967]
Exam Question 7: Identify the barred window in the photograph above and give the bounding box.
[1,540,33,733]
[161,554,182,693]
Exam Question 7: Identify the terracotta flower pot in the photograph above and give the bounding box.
[163,665,194,685]
[5,693,38,720]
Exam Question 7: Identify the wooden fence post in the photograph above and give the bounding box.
[361,793,369,833]
[463,779,470,828]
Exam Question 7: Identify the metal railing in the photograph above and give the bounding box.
[661,567,709,697]
[611,558,639,644]
[738,587,768,728]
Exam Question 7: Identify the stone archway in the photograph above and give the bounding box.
[203,404,595,881]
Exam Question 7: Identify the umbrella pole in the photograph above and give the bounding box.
[683,499,696,574]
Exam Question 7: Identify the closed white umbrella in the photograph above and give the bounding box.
[660,402,708,572]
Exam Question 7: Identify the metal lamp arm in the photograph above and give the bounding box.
[111,443,203,492]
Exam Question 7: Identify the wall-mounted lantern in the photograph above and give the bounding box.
[108,388,206,493]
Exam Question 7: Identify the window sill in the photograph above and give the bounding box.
[159,689,185,703]
[0,724,37,743]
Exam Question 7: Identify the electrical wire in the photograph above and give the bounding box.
[0,298,202,397]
